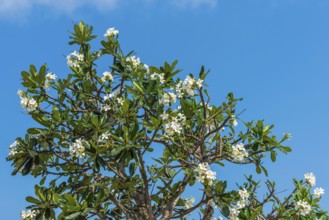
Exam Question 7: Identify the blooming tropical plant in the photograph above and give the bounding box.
[7,22,328,220]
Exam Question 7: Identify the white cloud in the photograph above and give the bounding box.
[0,0,216,20]
[170,0,217,8]
[0,0,118,19]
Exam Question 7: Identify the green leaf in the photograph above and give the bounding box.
[111,146,125,155]
[270,151,277,162]
[133,81,144,94]
[40,176,47,186]
[26,196,41,204]
[129,162,136,176]
[256,165,261,174]
[65,212,81,220]
[35,185,46,202]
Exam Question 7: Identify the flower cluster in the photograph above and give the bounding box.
[231,143,248,161]
[102,90,121,111]
[183,197,195,209]
[303,173,325,200]
[295,200,311,216]
[8,140,19,156]
[236,188,250,209]
[164,120,182,136]
[163,113,186,136]
[195,162,216,186]
[69,138,86,159]
[304,172,316,187]
[66,51,84,68]
[314,187,325,198]
[175,75,203,98]
[159,92,177,106]
[18,90,38,112]
[228,188,250,220]
[228,206,240,220]
[20,209,36,220]
[104,27,119,37]
[101,71,113,82]
[150,72,165,84]
[44,72,57,90]
[126,55,141,68]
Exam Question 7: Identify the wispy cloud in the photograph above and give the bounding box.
[0,0,217,21]
[0,0,118,20]
[170,0,217,8]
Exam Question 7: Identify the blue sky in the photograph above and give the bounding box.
[1,0,329,219]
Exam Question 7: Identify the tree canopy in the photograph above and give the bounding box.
[7,21,328,220]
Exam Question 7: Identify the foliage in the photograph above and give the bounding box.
[7,21,328,220]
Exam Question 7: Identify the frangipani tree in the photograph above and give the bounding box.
[7,22,328,220]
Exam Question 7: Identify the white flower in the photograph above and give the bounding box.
[205,169,216,185]
[304,172,316,187]
[295,200,311,216]
[238,188,250,201]
[46,72,57,80]
[104,27,119,37]
[27,99,38,112]
[126,55,141,68]
[236,200,246,209]
[164,120,182,135]
[103,94,110,101]
[196,79,203,88]
[67,51,84,68]
[175,80,184,98]
[8,140,19,156]
[196,162,216,186]
[231,115,238,126]
[175,113,186,124]
[196,162,210,173]
[228,206,240,220]
[235,188,250,209]
[182,75,196,96]
[285,132,292,140]
[150,72,165,84]
[20,209,36,220]
[102,104,111,112]
[17,89,25,98]
[159,92,177,106]
[20,95,38,112]
[184,197,195,209]
[20,97,28,107]
[44,73,56,90]
[160,112,169,120]
[117,97,124,106]
[69,138,86,159]
[101,71,113,82]
[314,187,325,198]
[231,143,248,161]
[98,131,111,142]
